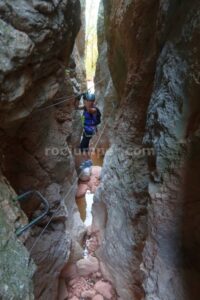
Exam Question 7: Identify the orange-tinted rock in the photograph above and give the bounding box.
[76,183,88,198]
[92,294,104,300]
[58,278,68,300]
[77,166,102,198]
[60,263,78,280]
[88,166,102,193]
[91,166,102,178]
[81,289,96,298]
[69,297,79,300]
[94,281,113,299]
[76,255,99,276]
[86,235,99,254]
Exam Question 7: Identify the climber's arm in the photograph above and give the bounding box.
[88,107,97,114]
[74,95,84,110]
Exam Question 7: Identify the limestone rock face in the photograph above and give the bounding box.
[94,0,118,149]
[0,174,35,300]
[72,0,87,92]
[0,0,81,122]
[93,1,200,300]
[0,1,85,299]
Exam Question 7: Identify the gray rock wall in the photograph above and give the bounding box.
[94,0,118,149]
[0,1,85,299]
[72,0,87,92]
[93,1,200,300]
[143,2,200,300]
[0,173,35,300]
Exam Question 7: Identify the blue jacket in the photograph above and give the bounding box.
[82,107,97,136]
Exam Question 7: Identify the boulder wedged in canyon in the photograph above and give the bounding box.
[93,1,200,300]
[0,0,86,299]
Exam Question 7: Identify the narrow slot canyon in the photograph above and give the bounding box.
[1,1,200,300]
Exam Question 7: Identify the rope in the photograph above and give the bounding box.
[37,95,75,112]
[27,80,115,264]
[35,78,105,112]
[28,177,78,262]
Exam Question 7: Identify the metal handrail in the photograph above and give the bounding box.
[14,190,50,237]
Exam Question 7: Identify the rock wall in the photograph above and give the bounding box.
[94,0,118,150]
[0,173,35,300]
[0,1,85,299]
[72,0,87,92]
[93,1,200,300]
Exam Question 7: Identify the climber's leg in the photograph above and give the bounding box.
[80,132,92,160]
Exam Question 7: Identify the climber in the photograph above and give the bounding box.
[75,92,101,169]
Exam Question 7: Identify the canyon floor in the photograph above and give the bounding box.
[58,162,117,300]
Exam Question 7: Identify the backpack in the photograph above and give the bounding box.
[82,107,102,136]
[95,107,101,126]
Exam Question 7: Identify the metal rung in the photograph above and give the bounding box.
[14,190,50,237]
